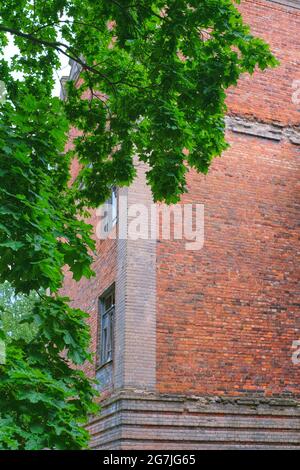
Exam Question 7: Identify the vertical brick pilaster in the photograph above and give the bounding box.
[114,162,156,391]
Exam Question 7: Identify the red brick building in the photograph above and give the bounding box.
[62,0,300,449]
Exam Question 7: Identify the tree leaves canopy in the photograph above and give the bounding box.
[0,0,278,205]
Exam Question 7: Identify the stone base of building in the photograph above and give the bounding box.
[87,390,300,450]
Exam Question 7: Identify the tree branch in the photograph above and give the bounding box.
[0,24,113,85]
[0,24,152,91]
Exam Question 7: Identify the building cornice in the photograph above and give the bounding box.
[267,0,300,10]
[226,116,300,145]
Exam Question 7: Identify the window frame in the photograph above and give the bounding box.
[98,285,115,368]
[103,186,117,235]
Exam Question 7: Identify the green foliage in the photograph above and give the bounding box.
[0,281,38,342]
[0,95,94,293]
[0,352,96,450]
[0,0,278,450]
[0,289,98,450]
[0,1,278,205]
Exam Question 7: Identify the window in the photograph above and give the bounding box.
[103,187,117,234]
[98,287,115,366]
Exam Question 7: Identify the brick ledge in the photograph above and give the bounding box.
[87,390,300,450]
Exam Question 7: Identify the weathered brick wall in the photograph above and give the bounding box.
[157,0,300,397]
[62,0,300,449]
[226,0,300,125]
[61,236,117,379]
[113,161,156,392]
[157,133,299,396]
[60,129,117,380]
[87,391,300,450]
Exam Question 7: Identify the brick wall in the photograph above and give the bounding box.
[156,0,300,398]
[226,0,300,125]
[61,0,300,448]
[157,132,299,397]
[61,236,117,379]
[62,0,300,393]
[60,127,117,379]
